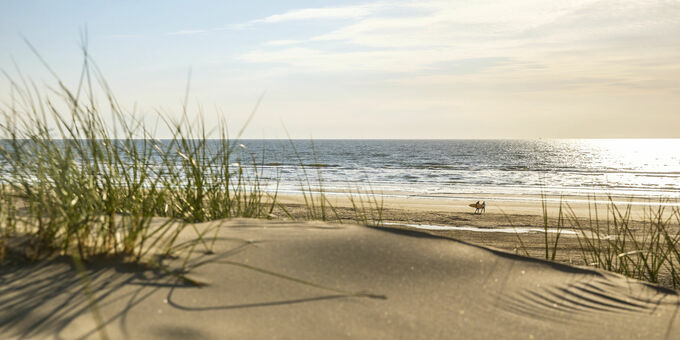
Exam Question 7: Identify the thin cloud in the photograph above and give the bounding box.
[257,5,377,22]
[237,0,680,92]
[233,4,382,29]
[167,29,209,36]
[264,40,302,46]
[166,26,233,36]
[104,33,146,39]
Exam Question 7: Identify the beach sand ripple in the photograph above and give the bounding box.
[1,219,679,339]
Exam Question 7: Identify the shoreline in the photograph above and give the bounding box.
[274,191,678,222]
[267,183,680,204]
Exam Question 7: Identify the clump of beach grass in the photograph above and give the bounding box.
[0,43,387,266]
[514,196,680,289]
[347,183,384,227]
[0,45,278,264]
[569,197,680,288]
[0,184,18,263]
[282,139,341,222]
[271,138,384,226]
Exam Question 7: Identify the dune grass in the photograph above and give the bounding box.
[0,47,385,266]
[514,196,680,289]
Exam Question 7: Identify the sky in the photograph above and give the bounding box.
[1,0,679,139]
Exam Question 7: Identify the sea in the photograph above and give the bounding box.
[231,139,680,205]
[4,139,680,206]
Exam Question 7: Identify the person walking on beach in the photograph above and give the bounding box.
[470,200,485,214]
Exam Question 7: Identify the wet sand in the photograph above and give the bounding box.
[276,191,677,220]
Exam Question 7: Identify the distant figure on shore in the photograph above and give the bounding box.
[469,201,485,214]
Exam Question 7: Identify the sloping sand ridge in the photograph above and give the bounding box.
[1,219,679,339]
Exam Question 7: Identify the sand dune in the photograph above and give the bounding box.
[1,219,679,339]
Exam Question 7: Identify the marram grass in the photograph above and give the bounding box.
[513,196,680,289]
[0,50,384,265]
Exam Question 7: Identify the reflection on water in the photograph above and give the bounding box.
[238,139,680,200]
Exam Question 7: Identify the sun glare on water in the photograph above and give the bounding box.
[583,139,680,172]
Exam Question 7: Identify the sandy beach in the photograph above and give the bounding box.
[4,0,680,337]
[275,192,680,268]
[2,217,679,339]
[276,191,678,220]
